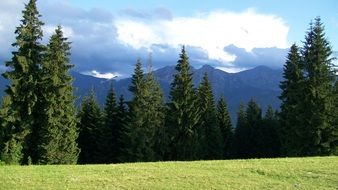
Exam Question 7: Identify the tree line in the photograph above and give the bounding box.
[0,0,337,165]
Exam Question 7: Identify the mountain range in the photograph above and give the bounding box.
[0,65,283,122]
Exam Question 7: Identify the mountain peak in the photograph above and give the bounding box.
[200,64,214,70]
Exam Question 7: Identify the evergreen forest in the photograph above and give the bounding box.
[0,0,337,165]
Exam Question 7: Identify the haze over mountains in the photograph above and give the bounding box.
[0,64,283,121]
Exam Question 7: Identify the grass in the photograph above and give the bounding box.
[0,156,337,190]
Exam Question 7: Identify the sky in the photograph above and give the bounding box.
[0,0,337,78]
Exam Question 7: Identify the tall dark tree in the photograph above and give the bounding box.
[279,44,305,156]
[245,99,262,157]
[0,0,45,164]
[145,71,166,161]
[121,59,165,162]
[166,46,200,160]
[234,99,262,158]
[217,96,233,158]
[196,73,222,159]
[77,91,103,164]
[300,17,338,155]
[101,86,119,163]
[260,106,280,157]
[36,26,79,164]
[0,96,23,164]
[115,95,128,163]
[233,103,247,158]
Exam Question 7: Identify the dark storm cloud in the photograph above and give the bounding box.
[224,45,288,69]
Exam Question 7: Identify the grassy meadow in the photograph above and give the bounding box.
[0,156,337,190]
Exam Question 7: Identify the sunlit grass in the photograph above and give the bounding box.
[0,156,337,190]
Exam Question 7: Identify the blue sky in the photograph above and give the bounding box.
[0,0,337,78]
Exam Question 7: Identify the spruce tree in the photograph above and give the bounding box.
[234,100,262,158]
[245,99,262,157]
[115,95,128,163]
[0,96,23,164]
[216,96,233,158]
[122,59,165,162]
[166,46,200,160]
[36,26,79,164]
[196,73,222,159]
[145,72,166,161]
[279,44,305,156]
[102,86,119,163]
[0,0,45,164]
[77,91,103,164]
[233,103,247,158]
[261,106,280,157]
[301,17,338,155]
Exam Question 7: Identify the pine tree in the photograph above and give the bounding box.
[102,86,119,163]
[245,99,263,157]
[279,44,305,156]
[122,59,165,162]
[36,26,79,164]
[0,0,45,164]
[196,73,222,159]
[166,46,200,160]
[234,100,262,158]
[115,95,128,163]
[300,18,338,155]
[0,96,24,164]
[261,106,280,157]
[145,71,166,161]
[217,96,233,158]
[77,91,103,164]
[233,103,247,158]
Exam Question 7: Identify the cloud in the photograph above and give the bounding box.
[0,0,24,58]
[115,9,289,64]
[223,45,288,69]
[82,70,121,79]
[0,0,290,78]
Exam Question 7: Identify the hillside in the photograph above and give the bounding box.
[0,156,337,190]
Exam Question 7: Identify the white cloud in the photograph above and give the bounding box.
[216,66,248,73]
[43,25,75,39]
[115,9,289,64]
[85,70,121,79]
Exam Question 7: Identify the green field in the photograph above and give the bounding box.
[0,157,337,190]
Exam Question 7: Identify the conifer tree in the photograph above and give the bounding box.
[0,0,45,164]
[217,96,233,158]
[166,46,200,160]
[145,71,166,161]
[35,26,79,164]
[115,95,128,163]
[101,86,119,163]
[233,103,247,158]
[196,73,222,159]
[77,91,103,164]
[301,17,338,155]
[279,44,305,156]
[234,100,262,158]
[245,99,262,157]
[0,96,23,164]
[261,106,280,157]
[122,59,165,162]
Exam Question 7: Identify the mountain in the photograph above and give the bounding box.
[0,65,283,122]
[89,64,282,121]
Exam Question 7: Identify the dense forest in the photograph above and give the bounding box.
[0,0,337,165]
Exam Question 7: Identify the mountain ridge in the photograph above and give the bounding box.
[0,65,283,122]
